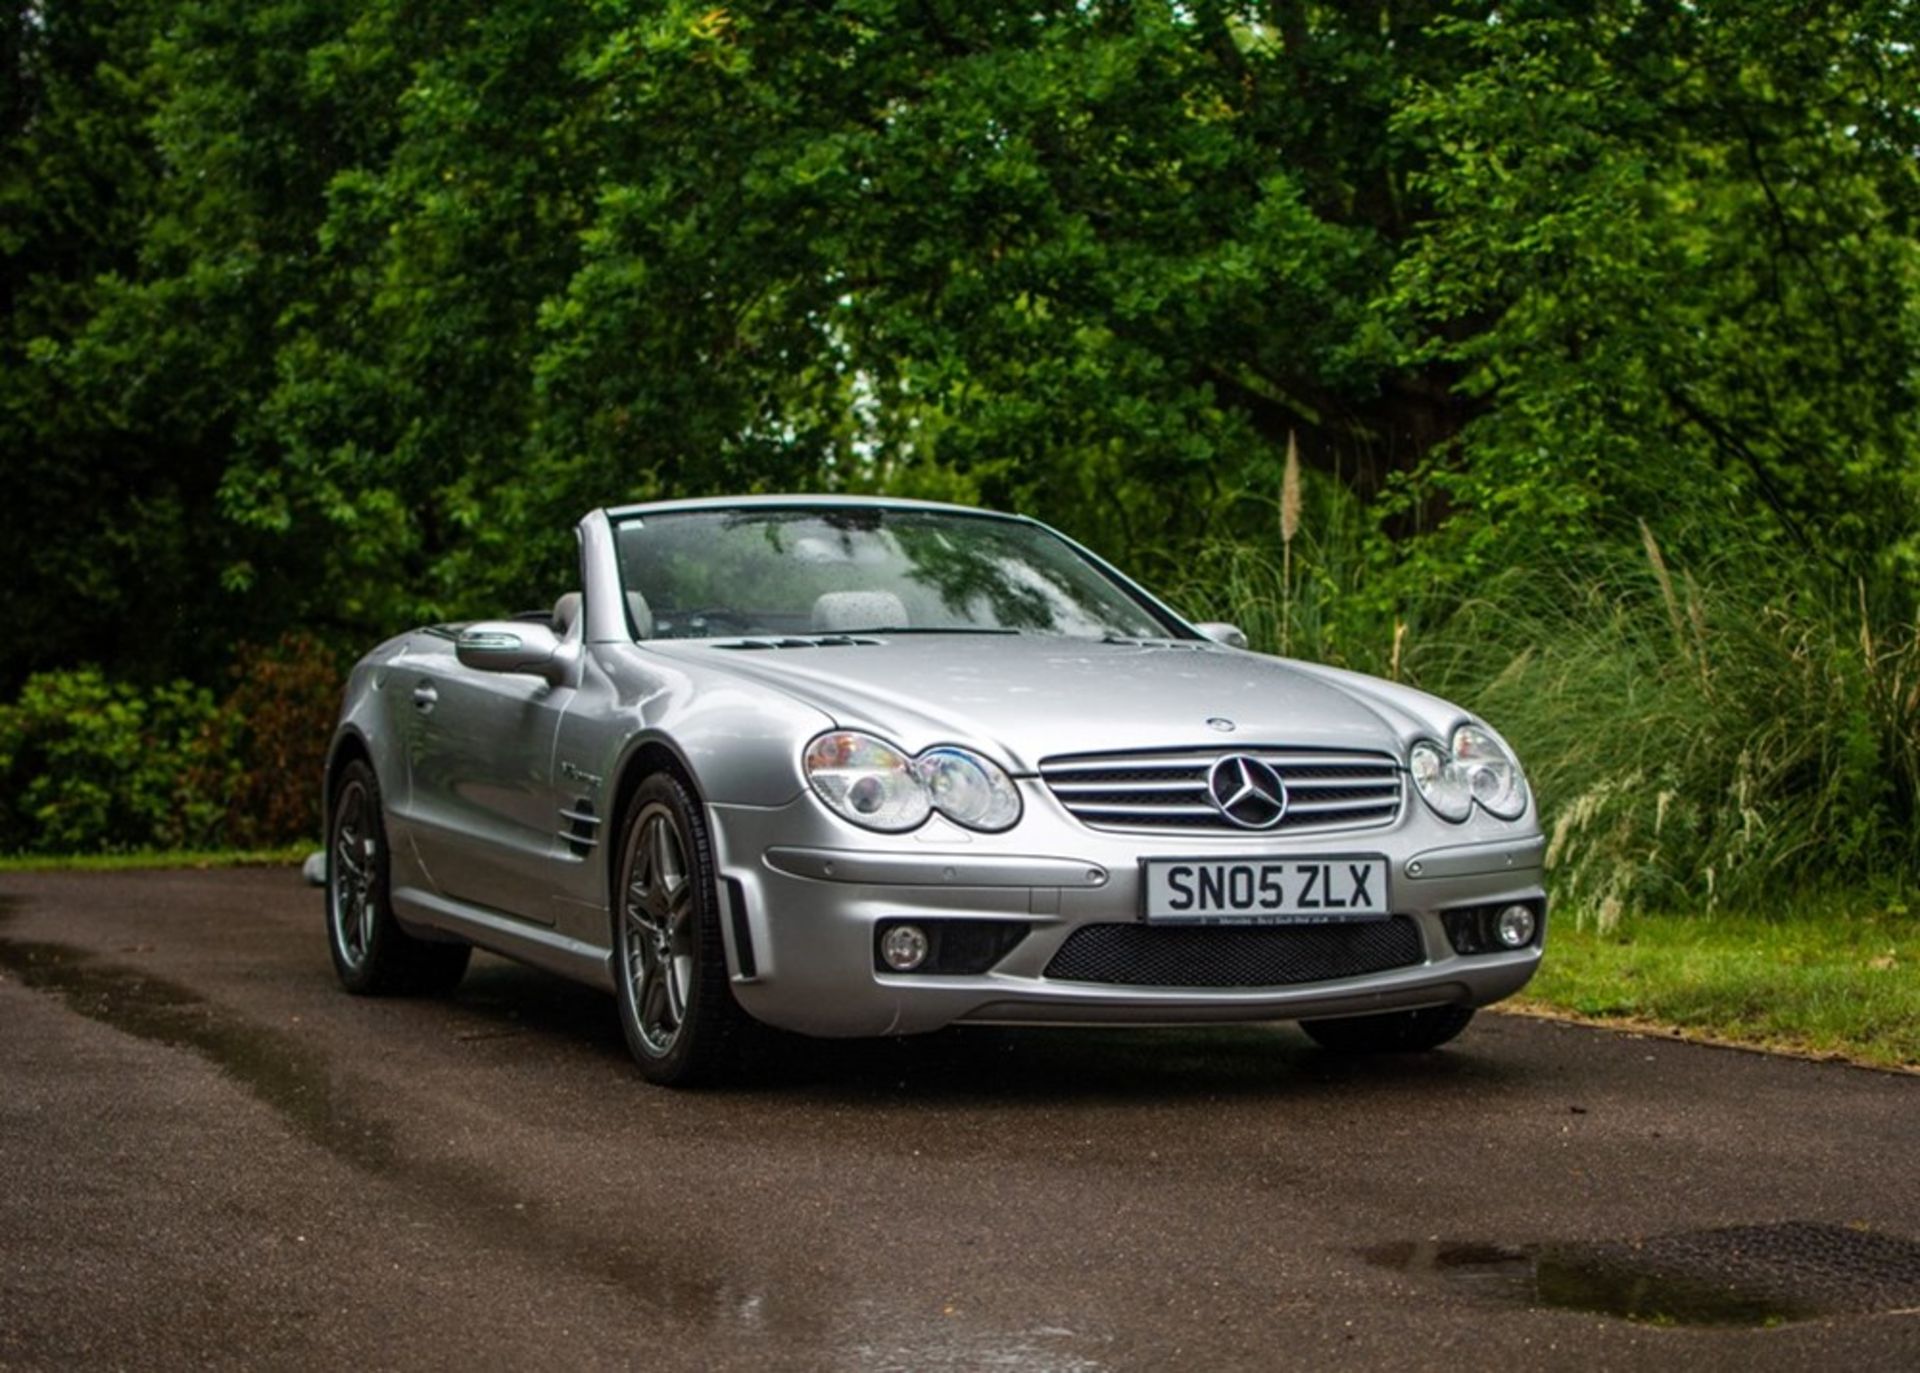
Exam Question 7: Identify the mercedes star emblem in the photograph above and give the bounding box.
[1206,755,1289,829]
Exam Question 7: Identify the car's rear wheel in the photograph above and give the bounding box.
[327,758,471,995]
[613,773,746,1086]
[1299,1005,1475,1053]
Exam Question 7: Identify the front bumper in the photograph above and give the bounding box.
[708,785,1546,1038]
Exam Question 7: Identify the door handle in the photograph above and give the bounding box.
[411,682,439,711]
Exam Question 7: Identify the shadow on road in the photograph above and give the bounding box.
[446,956,1530,1105]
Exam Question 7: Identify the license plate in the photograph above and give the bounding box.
[1141,856,1390,924]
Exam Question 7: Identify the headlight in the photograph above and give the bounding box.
[917,747,1022,832]
[803,733,1024,833]
[1410,740,1472,821]
[803,732,930,832]
[1453,724,1527,819]
[1411,725,1528,822]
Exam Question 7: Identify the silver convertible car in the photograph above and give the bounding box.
[324,496,1546,1084]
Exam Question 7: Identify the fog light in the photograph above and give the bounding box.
[1495,904,1537,948]
[880,923,930,972]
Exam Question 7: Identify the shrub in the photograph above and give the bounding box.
[0,634,344,855]
[0,669,228,853]
[195,632,345,849]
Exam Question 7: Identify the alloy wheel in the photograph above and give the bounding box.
[330,780,380,968]
[622,803,696,1057]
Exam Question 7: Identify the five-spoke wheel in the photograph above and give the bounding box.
[613,773,747,1084]
[621,803,697,1056]
[329,777,381,972]
[325,758,471,995]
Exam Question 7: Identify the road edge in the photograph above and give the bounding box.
[1496,1001,1920,1078]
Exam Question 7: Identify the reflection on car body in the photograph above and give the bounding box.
[324,496,1545,1085]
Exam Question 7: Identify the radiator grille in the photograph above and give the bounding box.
[1041,746,1403,833]
[1043,917,1424,988]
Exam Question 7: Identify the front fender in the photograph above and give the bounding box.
[592,643,834,810]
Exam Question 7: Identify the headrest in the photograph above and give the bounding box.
[811,591,907,633]
[552,591,583,636]
[625,589,654,640]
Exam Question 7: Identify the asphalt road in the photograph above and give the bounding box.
[2,868,1916,1371]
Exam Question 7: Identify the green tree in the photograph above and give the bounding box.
[1385,0,1920,582]
[7,0,1917,673]
[0,0,210,684]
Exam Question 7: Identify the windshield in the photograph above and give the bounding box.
[613,507,1184,641]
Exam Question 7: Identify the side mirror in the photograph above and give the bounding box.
[1194,622,1249,650]
[457,621,565,685]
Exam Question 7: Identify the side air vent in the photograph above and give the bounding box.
[558,799,600,857]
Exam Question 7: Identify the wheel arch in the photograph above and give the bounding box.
[604,733,706,908]
[324,726,376,807]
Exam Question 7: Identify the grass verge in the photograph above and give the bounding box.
[0,844,313,874]
[1516,902,1920,1072]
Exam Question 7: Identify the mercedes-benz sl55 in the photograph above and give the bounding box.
[323,497,1545,1085]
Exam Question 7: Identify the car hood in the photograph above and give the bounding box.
[643,636,1430,772]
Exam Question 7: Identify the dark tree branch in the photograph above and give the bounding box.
[1663,385,1852,576]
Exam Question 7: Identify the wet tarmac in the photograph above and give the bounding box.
[1,867,1917,1369]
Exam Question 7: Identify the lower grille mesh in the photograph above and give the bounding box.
[1043,917,1424,988]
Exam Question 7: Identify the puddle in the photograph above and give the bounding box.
[1367,1222,1920,1326]
[851,1320,1111,1372]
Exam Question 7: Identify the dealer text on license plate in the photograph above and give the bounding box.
[1141,856,1389,924]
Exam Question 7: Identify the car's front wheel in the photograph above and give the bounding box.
[327,758,471,995]
[612,773,747,1086]
[1299,1005,1475,1053]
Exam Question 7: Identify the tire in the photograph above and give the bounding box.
[1299,1005,1476,1054]
[612,772,747,1086]
[326,758,472,996]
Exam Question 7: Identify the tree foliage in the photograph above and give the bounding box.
[1388,1,1920,582]
[4,0,1916,662]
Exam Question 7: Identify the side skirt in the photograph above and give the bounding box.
[392,885,616,992]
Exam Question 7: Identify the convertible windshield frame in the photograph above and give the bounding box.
[610,503,1196,644]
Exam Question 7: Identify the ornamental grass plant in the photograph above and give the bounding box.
[1174,487,1920,925]
[1446,550,1919,925]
